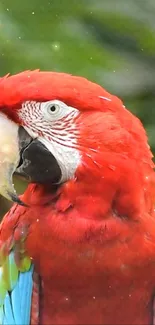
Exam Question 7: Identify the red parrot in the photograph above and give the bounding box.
[0,70,155,325]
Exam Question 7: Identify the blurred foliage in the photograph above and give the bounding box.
[0,0,155,217]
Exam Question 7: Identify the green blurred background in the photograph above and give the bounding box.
[0,0,155,217]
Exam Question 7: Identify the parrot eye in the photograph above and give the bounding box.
[48,105,57,112]
[47,103,60,115]
[42,100,78,122]
[45,102,61,119]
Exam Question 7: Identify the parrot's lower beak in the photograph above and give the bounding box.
[16,127,61,185]
[0,112,61,205]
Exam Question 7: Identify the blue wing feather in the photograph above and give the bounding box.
[1,264,34,325]
[11,277,23,324]
[3,293,15,325]
[0,306,4,324]
[20,268,33,324]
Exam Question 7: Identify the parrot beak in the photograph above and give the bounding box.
[0,113,25,205]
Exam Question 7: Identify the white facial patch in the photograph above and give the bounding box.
[38,136,80,183]
[19,100,81,183]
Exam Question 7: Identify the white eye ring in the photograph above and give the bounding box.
[42,100,79,122]
[42,100,67,121]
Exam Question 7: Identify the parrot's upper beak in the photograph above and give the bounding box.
[0,112,61,205]
[0,113,25,204]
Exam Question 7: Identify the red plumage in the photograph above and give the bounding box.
[0,71,155,324]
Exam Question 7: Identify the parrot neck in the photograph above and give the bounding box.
[23,154,153,223]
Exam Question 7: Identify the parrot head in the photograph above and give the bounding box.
[0,70,154,227]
